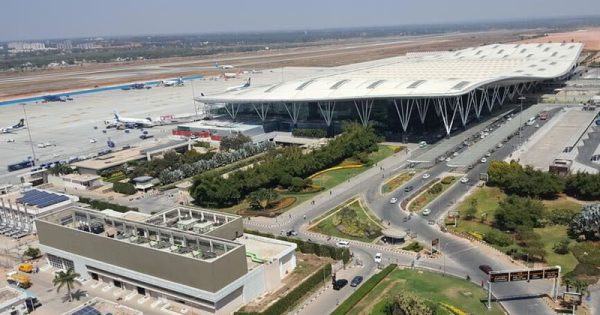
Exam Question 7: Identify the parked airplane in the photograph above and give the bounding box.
[161,77,184,87]
[1,119,25,133]
[109,112,154,128]
[226,78,251,92]
[215,62,234,69]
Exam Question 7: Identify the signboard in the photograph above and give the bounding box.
[489,267,560,283]
[544,268,560,279]
[490,272,509,283]
[431,238,439,247]
[510,271,529,282]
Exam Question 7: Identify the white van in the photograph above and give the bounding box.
[526,117,536,126]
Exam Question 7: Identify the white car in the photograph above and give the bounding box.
[445,157,452,162]
[422,208,431,216]
[418,141,427,148]
[480,157,487,163]
[336,241,350,248]
[422,173,430,179]
[389,197,398,204]
[485,152,491,157]
[374,253,382,263]
[453,152,459,157]
[7,139,15,143]
[460,177,469,184]
[90,138,97,143]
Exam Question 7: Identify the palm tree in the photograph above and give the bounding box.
[563,277,573,292]
[53,268,81,302]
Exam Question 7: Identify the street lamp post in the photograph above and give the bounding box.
[21,103,37,165]
[517,96,526,149]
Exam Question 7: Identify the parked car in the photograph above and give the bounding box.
[479,265,493,274]
[336,240,350,248]
[422,173,430,179]
[460,177,469,184]
[286,230,298,237]
[374,253,382,263]
[422,208,431,216]
[480,157,487,163]
[389,197,398,204]
[404,185,414,193]
[350,276,364,287]
[333,279,348,290]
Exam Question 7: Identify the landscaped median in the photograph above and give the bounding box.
[309,198,384,242]
[381,170,418,194]
[407,176,459,212]
[331,264,397,315]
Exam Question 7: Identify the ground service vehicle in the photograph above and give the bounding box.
[6,271,31,288]
[18,263,33,273]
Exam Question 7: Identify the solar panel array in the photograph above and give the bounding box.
[71,306,101,315]
[17,189,69,208]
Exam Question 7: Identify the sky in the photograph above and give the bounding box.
[2,0,600,41]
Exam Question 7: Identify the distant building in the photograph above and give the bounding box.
[56,40,72,50]
[7,42,46,52]
[0,286,28,315]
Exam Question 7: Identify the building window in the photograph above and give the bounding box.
[47,254,74,270]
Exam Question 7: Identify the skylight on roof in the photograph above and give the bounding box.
[407,80,426,88]
[520,48,527,53]
[330,79,349,90]
[296,79,315,90]
[544,47,550,52]
[367,80,386,89]
[451,81,470,90]
[265,83,283,93]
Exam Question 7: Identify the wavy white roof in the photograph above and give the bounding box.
[198,42,583,103]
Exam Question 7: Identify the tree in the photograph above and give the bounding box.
[464,199,477,220]
[219,133,251,151]
[483,230,513,247]
[429,183,443,194]
[53,268,81,302]
[48,163,75,176]
[568,203,600,240]
[289,177,305,192]
[565,172,600,200]
[23,247,41,259]
[248,188,278,210]
[494,196,545,231]
[112,182,137,195]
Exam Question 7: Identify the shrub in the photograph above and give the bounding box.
[429,183,443,194]
[553,239,570,255]
[441,176,455,185]
[568,204,600,241]
[292,128,327,138]
[112,182,136,195]
[236,264,332,315]
[23,247,41,259]
[331,264,397,315]
[546,207,581,225]
[403,242,424,252]
[483,230,513,247]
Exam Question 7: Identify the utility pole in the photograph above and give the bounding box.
[487,281,492,309]
[21,103,37,165]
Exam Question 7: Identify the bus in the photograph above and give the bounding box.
[7,159,34,172]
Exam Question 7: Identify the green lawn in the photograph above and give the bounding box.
[348,268,504,315]
[450,187,581,273]
[409,176,458,212]
[210,144,398,215]
[310,199,383,242]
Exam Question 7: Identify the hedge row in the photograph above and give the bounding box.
[292,128,327,138]
[330,264,397,315]
[112,182,137,195]
[245,229,351,263]
[79,197,139,213]
[235,263,332,315]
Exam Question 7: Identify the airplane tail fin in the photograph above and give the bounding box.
[15,118,25,128]
[113,111,120,121]
[244,78,251,88]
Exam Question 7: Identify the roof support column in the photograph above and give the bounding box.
[224,103,241,121]
[474,88,486,118]
[318,101,335,127]
[436,98,459,136]
[394,99,414,132]
[508,84,518,100]
[252,103,270,122]
[524,81,533,92]
[416,99,430,124]
[283,102,301,126]
[487,87,499,112]
[458,93,473,127]
[499,86,509,106]
[354,99,374,127]
[517,82,526,95]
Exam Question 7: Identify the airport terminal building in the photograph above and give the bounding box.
[197,43,583,136]
[36,206,297,314]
